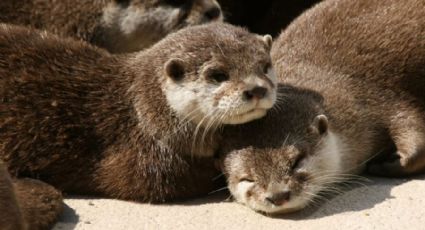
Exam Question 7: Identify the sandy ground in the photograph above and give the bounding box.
[53,175,425,230]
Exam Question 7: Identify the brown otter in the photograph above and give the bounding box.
[0,22,276,203]
[0,161,63,230]
[0,0,223,53]
[220,0,425,214]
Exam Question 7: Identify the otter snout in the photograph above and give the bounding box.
[204,6,221,20]
[243,86,268,101]
[265,191,291,206]
[197,0,223,22]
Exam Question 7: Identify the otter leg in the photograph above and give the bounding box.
[13,178,64,230]
[368,112,425,177]
[0,162,25,230]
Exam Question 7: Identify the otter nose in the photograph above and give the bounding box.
[243,87,268,100]
[265,191,291,206]
[204,7,221,20]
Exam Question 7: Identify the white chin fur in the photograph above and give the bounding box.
[222,109,267,125]
[232,181,309,214]
[251,196,308,214]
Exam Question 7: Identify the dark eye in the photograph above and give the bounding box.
[294,172,309,182]
[207,71,230,83]
[239,177,255,183]
[291,153,305,170]
[263,62,271,74]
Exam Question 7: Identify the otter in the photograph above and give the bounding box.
[0,22,276,203]
[0,161,63,230]
[220,0,425,214]
[0,0,222,53]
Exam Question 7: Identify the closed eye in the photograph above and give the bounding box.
[263,62,272,74]
[291,153,306,170]
[239,178,255,183]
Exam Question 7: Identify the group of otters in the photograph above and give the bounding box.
[0,0,424,229]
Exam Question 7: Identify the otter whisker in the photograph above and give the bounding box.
[212,173,224,181]
[191,111,212,157]
[208,186,229,195]
[200,109,222,152]
[166,106,203,138]
[344,148,386,173]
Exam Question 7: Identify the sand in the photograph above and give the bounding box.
[53,175,425,230]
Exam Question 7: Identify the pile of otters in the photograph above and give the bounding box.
[0,0,424,229]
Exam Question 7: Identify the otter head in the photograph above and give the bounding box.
[221,87,343,214]
[158,23,276,127]
[102,0,223,52]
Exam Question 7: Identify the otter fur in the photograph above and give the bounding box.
[0,22,276,203]
[0,161,63,230]
[0,0,223,53]
[220,0,425,214]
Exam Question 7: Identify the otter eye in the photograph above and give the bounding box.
[291,153,305,170]
[207,71,229,83]
[294,172,309,182]
[263,62,271,74]
[239,178,254,183]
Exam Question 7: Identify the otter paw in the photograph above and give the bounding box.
[367,152,411,177]
[14,178,64,230]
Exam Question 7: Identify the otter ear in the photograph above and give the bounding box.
[262,34,273,50]
[164,59,186,81]
[311,114,328,135]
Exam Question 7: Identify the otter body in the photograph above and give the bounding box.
[0,0,222,53]
[222,0,425,214]
[0,23,276,202]
[0,161,62,230]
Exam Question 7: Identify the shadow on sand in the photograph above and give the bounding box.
[277,174,425,220]
[52,203,79,230]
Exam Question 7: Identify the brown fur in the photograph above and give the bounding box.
[0,161,24,230]
[221,86,327,213]
[219,0,425,214]
[271,0,425,176]
[0,161,63,230]
[0,22,273,204]
[0,0,222,53]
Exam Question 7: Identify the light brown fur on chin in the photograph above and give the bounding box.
[0,0,223,53]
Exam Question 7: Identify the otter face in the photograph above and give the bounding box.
[162,27,276,126]
[102,0,223,52]
[224,115,344,214]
